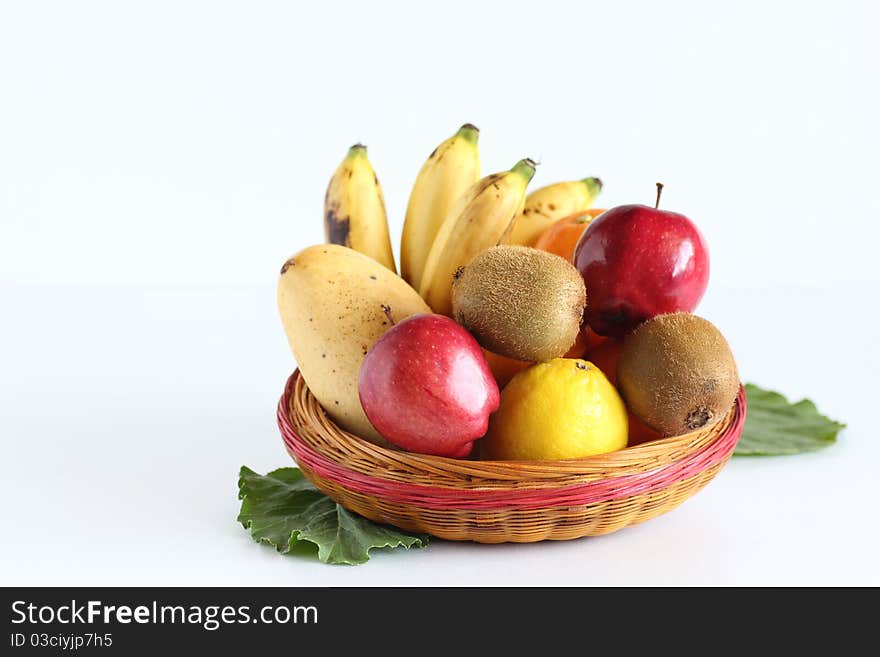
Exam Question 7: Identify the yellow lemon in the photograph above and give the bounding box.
[482,358,628,460]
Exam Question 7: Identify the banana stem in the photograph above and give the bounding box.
[511,158,538,181]
[581,176,603,196]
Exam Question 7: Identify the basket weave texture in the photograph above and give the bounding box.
[278,370,746,543]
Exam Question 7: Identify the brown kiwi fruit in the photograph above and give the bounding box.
[451,245,586,362]
[617,312,738,436]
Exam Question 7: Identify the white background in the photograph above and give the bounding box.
[1,0,878,585]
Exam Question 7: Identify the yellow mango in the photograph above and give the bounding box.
[277,244,430,445]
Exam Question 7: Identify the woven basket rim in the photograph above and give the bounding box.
[279,369,746,489]
[277,370,745,536]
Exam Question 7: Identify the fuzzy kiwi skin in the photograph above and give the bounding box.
[617,313,739,437]
[451,245,586,362]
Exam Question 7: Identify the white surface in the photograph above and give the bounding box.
[1,1,879,585]
[1,284,877,586]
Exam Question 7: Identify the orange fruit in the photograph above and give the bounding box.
[563,325,589,359]
[586,338,622,385]
[482,349,531,389]
[483,329,587,391]
[483,324,590,389]
[626,412,663,446]
[533,208,606,262]
[586,338,663,446]
[583,326,608,352]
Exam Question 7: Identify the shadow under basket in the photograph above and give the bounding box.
[278,370,747,543]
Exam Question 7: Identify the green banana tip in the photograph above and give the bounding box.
[347,143,367,157]
[512,158,538,180]
[582,176,603,194]
[457,123,480,144]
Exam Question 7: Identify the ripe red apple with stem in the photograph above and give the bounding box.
[573,183,709,337]
[358,308,500,458]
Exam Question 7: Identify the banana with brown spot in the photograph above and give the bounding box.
[506,177,603,247]
[324,144,397,272]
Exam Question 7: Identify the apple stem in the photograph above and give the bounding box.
[381,304,395,326]
[655,182,664,209]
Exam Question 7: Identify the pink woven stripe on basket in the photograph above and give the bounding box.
[278,380,746,511]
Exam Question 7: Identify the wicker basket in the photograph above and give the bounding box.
[278,370,746,543]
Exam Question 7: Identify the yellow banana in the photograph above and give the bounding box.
[324,144,397,272]
[401,124,481,290]
[419,159,537,316]
[506,177,603,247]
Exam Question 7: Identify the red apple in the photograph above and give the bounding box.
[358,313,500,458]
[573,184,709,336]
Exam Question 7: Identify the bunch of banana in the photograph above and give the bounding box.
[418,159,537,316]
[323,144,397,273]
[400,124,481,290]
[506,177,603,247]
[318,126,603,317]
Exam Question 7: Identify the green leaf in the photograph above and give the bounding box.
[237,466,429,565]
[734,383,846,456]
